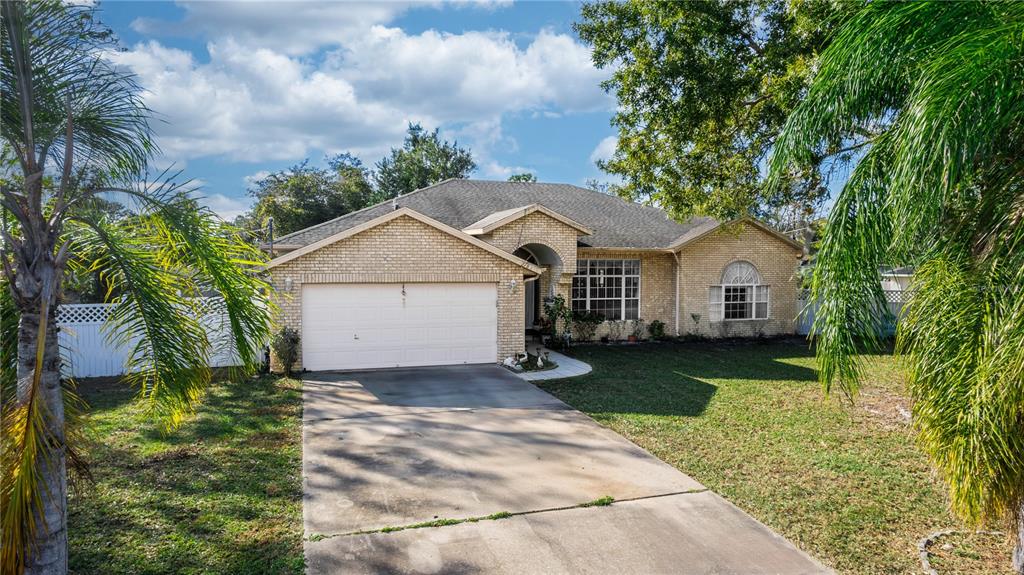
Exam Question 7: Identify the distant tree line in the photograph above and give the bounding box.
[235,123,476,237]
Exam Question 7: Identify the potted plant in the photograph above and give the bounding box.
[628,318,646,343]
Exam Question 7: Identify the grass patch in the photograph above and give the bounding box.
[579,496,615,508]
[537,340,1015,574]
[68,374,304,575]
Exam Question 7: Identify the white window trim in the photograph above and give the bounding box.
[573,259,641,321]
[709,261,771,322]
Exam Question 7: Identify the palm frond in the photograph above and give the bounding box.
[768,0,1024,531]
[0,0,153,180]
[0,380,58,575]
[68,215,211,428]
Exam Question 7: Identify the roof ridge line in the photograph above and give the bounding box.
[272,177,460,243]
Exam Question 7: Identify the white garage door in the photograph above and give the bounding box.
[301,283,498,371]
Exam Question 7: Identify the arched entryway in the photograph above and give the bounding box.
[514,243,562,329]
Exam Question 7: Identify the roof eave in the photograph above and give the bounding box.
[263,207,543,275]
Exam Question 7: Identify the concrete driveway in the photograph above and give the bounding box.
[303,365,830,574]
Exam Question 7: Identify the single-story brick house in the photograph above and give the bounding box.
[264,179,802,371]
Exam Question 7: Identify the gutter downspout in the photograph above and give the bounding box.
[672,250,681,336]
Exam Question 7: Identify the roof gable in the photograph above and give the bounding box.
[265,207,543,274]
[668,217,803,251]
[462,204,593,236]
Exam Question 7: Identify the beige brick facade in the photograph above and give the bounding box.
[268,212,801,371]
[268,214,529,371]
[479,210,582,302]
[676,223,802,337]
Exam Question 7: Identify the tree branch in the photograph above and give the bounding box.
[55,96,75,211]
[1,3,39,182]
[739,31,764,57]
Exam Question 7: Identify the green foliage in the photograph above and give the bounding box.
[606,320,625,342]
[647,319,666,340]
[239,154,374,237]
[271,327,301,376]
[540,294,573,343]
[1,2,275,570]
[507,173,537,182]
[571,310,604,342]
[580,495,614,508]
[629,318,646,339]
[0,280,15,398]
[768,0,1024,541]
[373,123,476,200]
[576,0,854,220]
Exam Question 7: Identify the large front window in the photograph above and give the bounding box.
[571,259,640,320]
[709,261,769,321]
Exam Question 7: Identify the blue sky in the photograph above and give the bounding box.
[97,1,618,220]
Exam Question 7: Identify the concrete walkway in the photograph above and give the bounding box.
[516,345,592,381]
[302,365,832,574]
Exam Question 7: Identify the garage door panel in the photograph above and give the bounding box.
[301,283,499,371]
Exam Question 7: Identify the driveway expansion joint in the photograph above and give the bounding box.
[305,488,710,543]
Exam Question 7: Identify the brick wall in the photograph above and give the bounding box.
[676,223,801,337]
[268,215,527,370]
[480,210,580,303]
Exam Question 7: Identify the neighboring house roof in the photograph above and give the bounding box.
[264,207,544,274]
[270,179,717,250]
[462,204,593,236]
[880,266,914,276]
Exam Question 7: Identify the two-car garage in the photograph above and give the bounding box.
[300,283,499,371]
[266,208,541,373]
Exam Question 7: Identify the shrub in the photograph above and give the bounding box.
[648,319,666,340]
[271,327,300,375]
[630,318,646,340]
[543,295,574,343]
[606,319,625,342]
[572,311,604,342]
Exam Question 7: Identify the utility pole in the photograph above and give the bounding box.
[267,216,274,258]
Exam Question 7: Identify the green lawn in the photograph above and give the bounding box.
[537,340,1014,575]
[68,374,304,575]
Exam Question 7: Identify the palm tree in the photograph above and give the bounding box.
[0,3,272,573]
[768,1,1024,570]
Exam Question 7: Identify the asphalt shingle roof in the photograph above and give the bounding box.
[273,179,716,249]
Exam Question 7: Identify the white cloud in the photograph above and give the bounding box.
[131,1,412,56]
[194,192,252,222]
[110,11,612,169]
[243,170,272,187]
[480,160,535,179]
[590,135,617,165]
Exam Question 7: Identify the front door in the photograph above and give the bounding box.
[524,279,536,328]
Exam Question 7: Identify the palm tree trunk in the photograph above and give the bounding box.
[17,297,68,574]
[1014,503,1024,574]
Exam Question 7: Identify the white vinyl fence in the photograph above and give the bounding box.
[56,298,242,378]
[797,289,910,336]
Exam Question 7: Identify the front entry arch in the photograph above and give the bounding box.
[514,243,562,329]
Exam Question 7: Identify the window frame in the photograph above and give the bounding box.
[709,261,770,322]
[571,258,641,321]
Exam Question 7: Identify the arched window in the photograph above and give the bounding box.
[709,261,769,321]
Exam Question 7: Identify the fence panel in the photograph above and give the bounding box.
[797,290,909,337]
[57,299,242,378]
